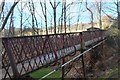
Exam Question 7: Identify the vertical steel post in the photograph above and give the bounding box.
[101,30,104,55]
[81,55,86,78]
[62,58,65,80]
[62,34,65,80]
[4,39,19,78]
[0,38,2,80]
[80,32,86,78]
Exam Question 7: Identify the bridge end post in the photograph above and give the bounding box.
[4,39,20,79]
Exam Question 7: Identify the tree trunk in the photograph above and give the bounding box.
[61,4,63,33]
[20,1,23,36]
[86,1,94,29]
[64,0,66,33]
[44,1,48,35]
[54,6,56,34]
[117,1,120,29]
[99,2,102,29]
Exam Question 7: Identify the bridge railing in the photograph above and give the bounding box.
[1,30,106,80]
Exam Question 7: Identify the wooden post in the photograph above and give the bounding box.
[80,32,86,78]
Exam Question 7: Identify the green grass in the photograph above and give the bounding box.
[98,55,120,80]
[107,68,118,78]
[99,67,119,80]
[29,67,61,79]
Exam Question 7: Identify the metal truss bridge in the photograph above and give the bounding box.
[1,30,107,80]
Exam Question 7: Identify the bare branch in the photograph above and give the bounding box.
[102,10,116,20]
[85,0,94,28]
[49,0,54,8]
[40,1,45,16]
[0,0,20,32]
[56,2,60,8]
[0,0,5,18]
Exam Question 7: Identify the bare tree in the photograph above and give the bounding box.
[28,1,35,35]
[102,0,120,29]
[16,0,23,36]
[0,0,5,18]
[49,0,60,34]
[28,0,39,35]
[58,17,61,33]
[68,5,71,32]
[20,1,23,35]
[76,1,83,31]
[40,17,43,35]
[85,0,94,29]
[0,0,5,36]
[0,0,20,32]
[116,0,120,29]
[95,0,102,29]
[63,0,66,33]
[17,1,32,36]
[8,10,15,37]
[40,0,48,34]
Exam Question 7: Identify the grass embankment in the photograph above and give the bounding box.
[30,67,61,80]
[99,61,120,80]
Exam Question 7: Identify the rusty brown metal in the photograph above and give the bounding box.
[80,32,86,78]
[1,30,106,80]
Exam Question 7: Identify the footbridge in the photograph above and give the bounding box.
[1,30,107,80]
